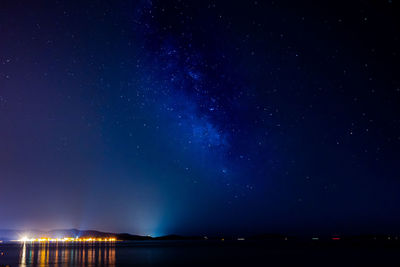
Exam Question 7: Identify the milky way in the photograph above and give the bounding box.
[1,0,400,236]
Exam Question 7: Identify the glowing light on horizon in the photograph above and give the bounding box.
[16,236,117,243]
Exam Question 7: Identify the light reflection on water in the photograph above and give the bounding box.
[19,242,115,266]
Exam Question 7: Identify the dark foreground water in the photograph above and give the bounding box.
[1,240,400,266]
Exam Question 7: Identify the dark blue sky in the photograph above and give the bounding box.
[1,0,399,236]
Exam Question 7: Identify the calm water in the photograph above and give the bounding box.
[1,240,400,266]
[0,242,115,266]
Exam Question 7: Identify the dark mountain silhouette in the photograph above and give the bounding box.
[0,229,202,241]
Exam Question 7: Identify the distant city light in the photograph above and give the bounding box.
[17,236,117,243]
[20,236,29,242]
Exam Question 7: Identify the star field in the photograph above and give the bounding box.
[0,0,400,236]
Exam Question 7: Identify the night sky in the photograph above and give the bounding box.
[1,0,400,237]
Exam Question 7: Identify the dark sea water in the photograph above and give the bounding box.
[1,240,400,266]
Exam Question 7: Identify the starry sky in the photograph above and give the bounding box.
[1,0,400,236]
